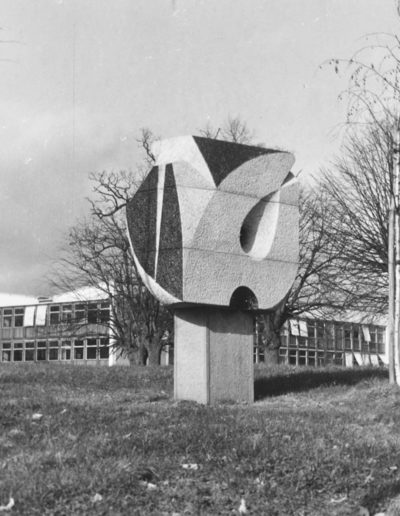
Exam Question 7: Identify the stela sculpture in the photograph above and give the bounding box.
[126,136,299,404]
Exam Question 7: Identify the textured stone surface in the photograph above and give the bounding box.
[192,136,273,186]
[174,308,254,403]
[126,166,158,278]
[126,136,299,311]
[173,309,209,404]
[126,136,299,405]
[208,309,254,403]
[156,164,183,299]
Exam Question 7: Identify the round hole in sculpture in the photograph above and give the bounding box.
[230,286,258,311]
[240,191,280,260]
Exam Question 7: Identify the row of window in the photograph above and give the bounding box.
[0,338,110,362]
[253,347,348,367]
[277,348,384,367]
[1,302,110,328]
[280,349,345,367]
[253,318,387,366]
[282,320,385,353]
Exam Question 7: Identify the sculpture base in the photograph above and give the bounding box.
[174,307,254,404]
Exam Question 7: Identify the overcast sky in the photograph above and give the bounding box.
[0,0,398,295]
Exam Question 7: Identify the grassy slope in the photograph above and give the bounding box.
[0,364,399,515]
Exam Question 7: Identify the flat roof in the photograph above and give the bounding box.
[0,286,109,308]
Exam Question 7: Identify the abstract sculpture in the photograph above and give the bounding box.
[127,136,299,403]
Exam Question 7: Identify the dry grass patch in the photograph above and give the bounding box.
[0,363,399,515]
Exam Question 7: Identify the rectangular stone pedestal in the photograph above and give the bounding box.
[174,308,254,404]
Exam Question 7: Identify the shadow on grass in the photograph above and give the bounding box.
[361,479,400,514]
[254,367,388,400]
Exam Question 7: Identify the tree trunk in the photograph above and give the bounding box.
[147,342,161,366]
[258,311,283,365]
[136,338,148,366]
[264,347,279,365]
[123,333,146,366]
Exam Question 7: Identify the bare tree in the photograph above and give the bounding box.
[323,26,400,131]
[322,17,400,380]
[199,115,254,144]
[54,117,353,365]
[316,122,394,315]
[199,118,351,360]
[53,211,143,362]
[256,185,352,361]
[53,130,172,366]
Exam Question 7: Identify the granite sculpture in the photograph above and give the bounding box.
[126,136,299,403]
[127,136,298,309]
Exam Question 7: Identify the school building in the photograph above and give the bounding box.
[0,287,117,366]
[0,287,388,368]
[254,314,388,367]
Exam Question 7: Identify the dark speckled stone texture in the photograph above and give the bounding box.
[126,166,158,278]
[156,164,183,298]
[192,136,275,186]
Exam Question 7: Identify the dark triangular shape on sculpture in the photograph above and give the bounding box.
[192,136,277,186]
[156,164,183,299]
[126,166,158,278]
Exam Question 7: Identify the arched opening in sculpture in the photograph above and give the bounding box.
[229,286,258,311]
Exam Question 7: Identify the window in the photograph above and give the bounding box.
[308,351,316,366]
[1,342,11,361]
[3,309,12,327]
[49,341,59,360]
[377,328,385,353]
[307,321,316,348]
[353,327,361,351]
[87,304,98,324]
[86,338,97,360]
[288,349,297,365]
[37,341,47,361]
[361,337,369,353]
[317,323,325,348]
[326,324,334,350]
[344,326,352,350]
[99,338,109,359]
[289,320,299,346]
[14,308,24,327]
[74,339,84,360]
[334,352,344,366]
[13,343,23,361]
[74,304,85,322]
[50,306,60,325]
[370,327,377,353]
[278,347,288,364]
[280,331,289,347]
[335,325,344,350]
[298,336,307,348]
[317,351,325,366]
[298,350,306,365]
[25,341,35,361]
[325,351,335,365]
[35,305,47,326]
[62,305,72,323]
[298,322,307,348]
[61,341,71,360]
[289,319,300,336]
[99,303,110,324]
[23,306,36,327]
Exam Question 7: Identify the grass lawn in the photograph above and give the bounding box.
[0,363,399,515]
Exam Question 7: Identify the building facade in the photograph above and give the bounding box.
[0,287,388,368]
[254,316,388,367]
[0,287,119,366]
